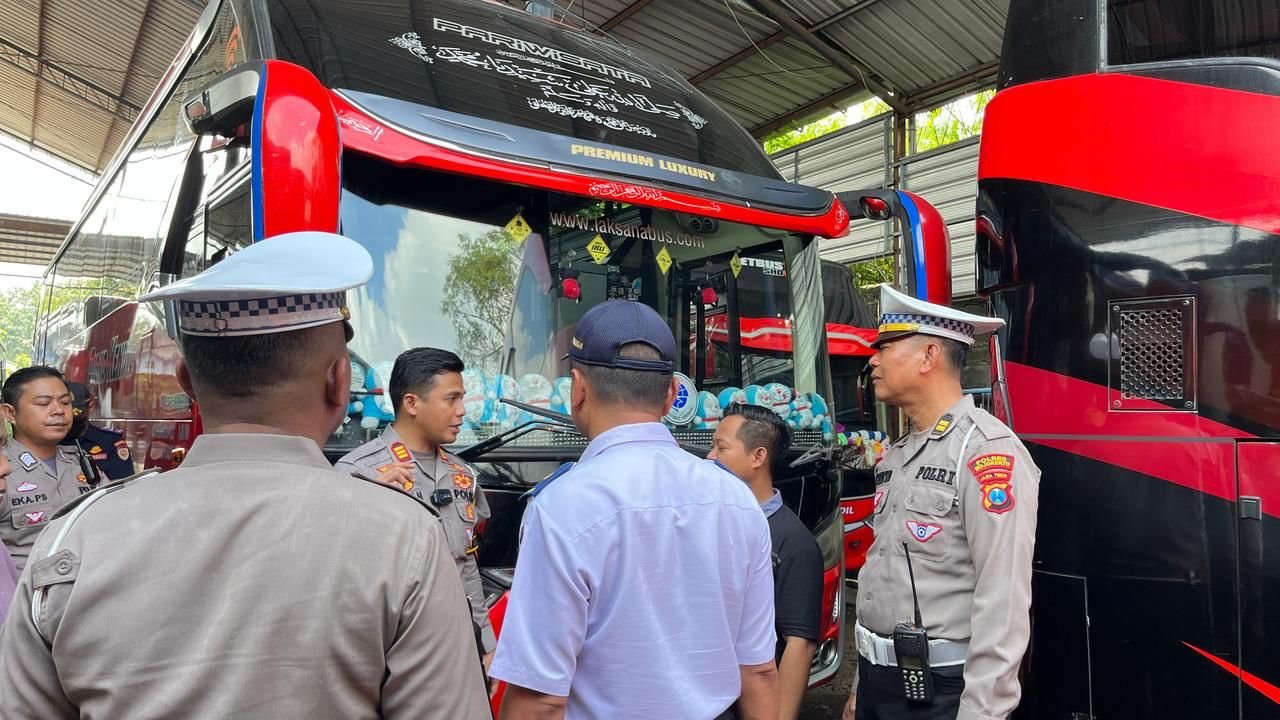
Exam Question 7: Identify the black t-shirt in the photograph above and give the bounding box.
[767,504,824,663]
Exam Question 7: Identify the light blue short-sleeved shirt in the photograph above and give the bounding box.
[490,422,776,720]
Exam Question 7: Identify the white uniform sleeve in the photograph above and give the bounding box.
[734,514,777,666]
[489,501,589,697]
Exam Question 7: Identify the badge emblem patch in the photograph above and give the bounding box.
[77,474,87,485]
[981,480,1015,514]
[24,511,46,525]
[873,491,885,510]
[906,520,943,542]
[465,503,475,521]
[90,445,103,454]
[453,472,473,490]
[115,441,130,461]
[18,452,37,471]
[16,482,37,493]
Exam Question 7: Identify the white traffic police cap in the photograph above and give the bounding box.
[139,231,372,339]
[874,284,1005,348]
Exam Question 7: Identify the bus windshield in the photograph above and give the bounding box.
[330,153,833,458]
[269,0,778,179]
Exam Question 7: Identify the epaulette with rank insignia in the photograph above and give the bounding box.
[523,462,575,500]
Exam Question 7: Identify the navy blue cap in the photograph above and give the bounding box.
[566,300,676,372]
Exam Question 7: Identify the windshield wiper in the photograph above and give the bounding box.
[499,398,711,457]
[455,418,579,462]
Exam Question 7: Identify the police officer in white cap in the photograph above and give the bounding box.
[0,232,491,719]
[842,285,1040,720]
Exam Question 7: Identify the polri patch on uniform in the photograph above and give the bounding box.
[453,472,473,490]
[16,481,37,493]
[970,453,1014,484]
[90,445,103,454]
[375,464,393,473]
[390,441,412,463]
[77,474,87,485]
[18,452,37,471]
[464,503,475,521]
[906,520,942,542]
[873,491,885,510]
[981,480,1015,514]
[933,415,953,435]
[24,511,46,525]
[114,440,130,461]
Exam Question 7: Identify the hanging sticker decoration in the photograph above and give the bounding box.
[655,245,673,275]
[505,213,532,243]
[586,235,611,264]
[730,251,742,278]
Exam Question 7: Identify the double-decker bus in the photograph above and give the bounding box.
[33,0,955,697]
[979,1,1280,718]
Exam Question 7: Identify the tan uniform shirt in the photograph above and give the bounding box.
[1,439,91,572]
[336,426,495,652]
[0,433,491,719]
[856,395,1040,720]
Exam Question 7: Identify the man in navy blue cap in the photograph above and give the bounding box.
[491,300,780,720]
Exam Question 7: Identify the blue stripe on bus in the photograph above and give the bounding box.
[898,190,926,299]
[250,68,266,243]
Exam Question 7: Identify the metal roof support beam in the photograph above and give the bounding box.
[743,0,906,113]
[748,80,867,138]
[598,0,658,32]
[97,0,155,170]
[691,0,886,85]
[0,39,140,126]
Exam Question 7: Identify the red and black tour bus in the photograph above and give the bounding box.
[979,1,1280,717]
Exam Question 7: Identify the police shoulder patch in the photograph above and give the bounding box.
[980,480,1015,515]
[523,462,575,500]
[970,453,1015,484]
[906,520,943,542]
[18,451,37,471]
[931,414,954,437]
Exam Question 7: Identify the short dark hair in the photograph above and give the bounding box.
[180,330,315,398]
[389,347,464,414]
[574,343,671,408]
[2,366,66,407]
[941,338,968,376]
[724,402,792,478]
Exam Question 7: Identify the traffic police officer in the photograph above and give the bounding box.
[335,347,496,664]
[62,381,134,481]
[843,285,1040,720]
[0,232,490,719]
[0,366,90,572]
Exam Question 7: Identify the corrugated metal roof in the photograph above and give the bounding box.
[0,0,203,175]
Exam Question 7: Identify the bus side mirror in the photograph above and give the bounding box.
[183,63,261,137]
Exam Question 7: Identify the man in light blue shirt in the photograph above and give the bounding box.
[491,300,780,720]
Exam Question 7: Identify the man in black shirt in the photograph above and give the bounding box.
[711,402,824,720]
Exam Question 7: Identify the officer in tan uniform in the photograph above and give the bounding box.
[843,285,1039,720]
[335,347,496,664]
[0,366,92,571]
[0,232,490,719]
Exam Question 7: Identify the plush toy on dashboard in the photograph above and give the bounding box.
[761,382,793,417]
[691,391,723,430]
[485,373,520,430]
[360,364,395,427]
[740,384,768,408]
[718,386,746,411]
[787,391,815,430]
[516,373,553,423]
[462,368,488,426]
[549,376,573,417]
[347,361,367,418]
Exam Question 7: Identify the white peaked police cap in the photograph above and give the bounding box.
[139,231,373,339]
[874,284,1005,348]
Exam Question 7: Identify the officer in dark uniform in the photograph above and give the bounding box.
[61,383,133,481]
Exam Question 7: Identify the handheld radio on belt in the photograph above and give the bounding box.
[894,541,933,703]
[75,446,102,488]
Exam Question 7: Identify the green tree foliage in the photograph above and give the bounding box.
[912,89,994,153]
[763,97,891,155]
[851,255,894,289]
[0,283,43,369]
[441,229,522,373]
